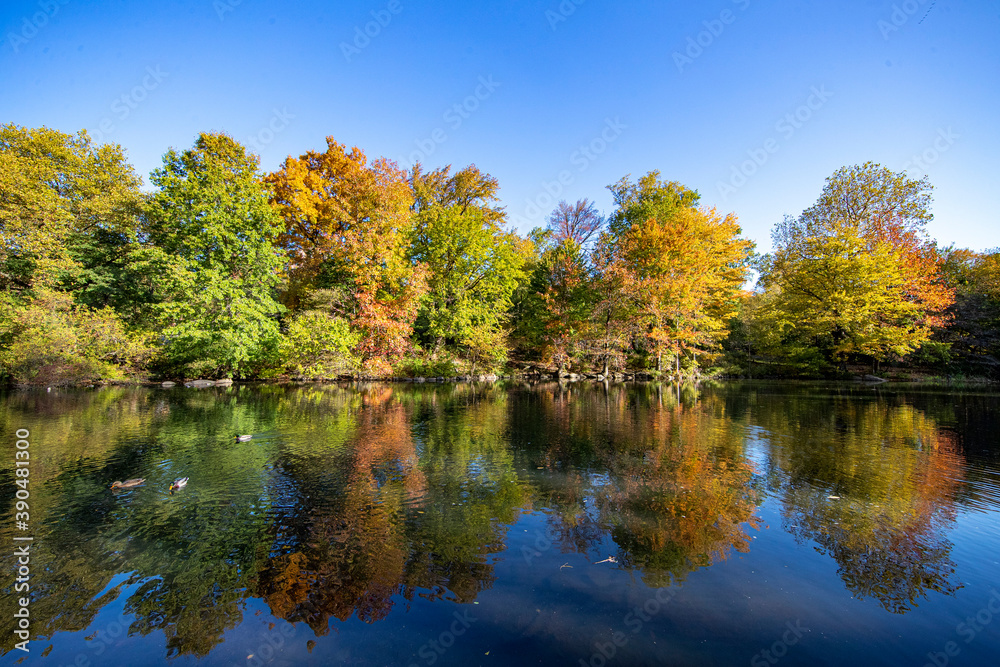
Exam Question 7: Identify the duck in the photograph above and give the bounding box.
[111,478,145,489]
[235,434,253,442]
[169,477,189,493]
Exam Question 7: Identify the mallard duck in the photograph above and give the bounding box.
[169,477,189,492]
[111,478,145,489]
[235,434,252,442]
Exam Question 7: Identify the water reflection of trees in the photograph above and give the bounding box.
[511,383,761,587]
[0,382,981,659]
[729,387,967,613]
[256,384,529,635]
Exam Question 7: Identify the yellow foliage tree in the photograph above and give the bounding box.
[616,207,753,371]
[766,227,933,362]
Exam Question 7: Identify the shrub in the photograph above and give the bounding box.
[395,354,459,378]
[280,311,360,379]
[0,289,152,385]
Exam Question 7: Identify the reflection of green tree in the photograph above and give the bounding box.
[0,386,295,657]
[0,383,534,656]
[725,385,966,613]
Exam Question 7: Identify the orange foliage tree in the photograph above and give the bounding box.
[267,138,427,374]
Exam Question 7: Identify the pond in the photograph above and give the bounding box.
[1,381,999,666]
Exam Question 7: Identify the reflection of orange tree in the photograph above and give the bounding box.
[767,402,966,613]
[523,384,760,586]
[598,394,760,586]
[258,393,414,633]
[256,386,527,634]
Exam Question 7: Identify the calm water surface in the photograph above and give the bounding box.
[1,382,999,666]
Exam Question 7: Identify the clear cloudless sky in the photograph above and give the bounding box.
[2,0,998,254]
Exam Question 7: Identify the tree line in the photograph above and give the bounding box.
[1,123,996,384]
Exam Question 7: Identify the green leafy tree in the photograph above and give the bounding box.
[279,311,360,379]
[408,164,529,368]
[0,288,152,385]
[0,124,143,295]
[140,133,285,378]
[606,170,699,238]
[762,163,954,371]
[0,124,150,384]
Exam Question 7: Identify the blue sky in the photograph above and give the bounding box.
[2,0,997,253]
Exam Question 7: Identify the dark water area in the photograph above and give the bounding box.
[1,381,999,666]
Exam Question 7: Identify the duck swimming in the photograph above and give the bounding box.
[111,478,145,489]
[235,434,252,442]
[169,477,189,493]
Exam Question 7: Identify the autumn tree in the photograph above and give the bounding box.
[140,133,285,377]
[0,123,144,294]
[591,172,749,375]
[579,172,703,375]
[268,139,427,375]
[762,163,954,370]
[588,233,641,375]
[0,124,150,384]
[932,247,1000,375]
[510,226,596,374]
[772,162,952,323]
[547,198,603,247]
[407,164,529,369]
[763,228,934,364]
[615,206,752,372]
[606,171,700,238]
